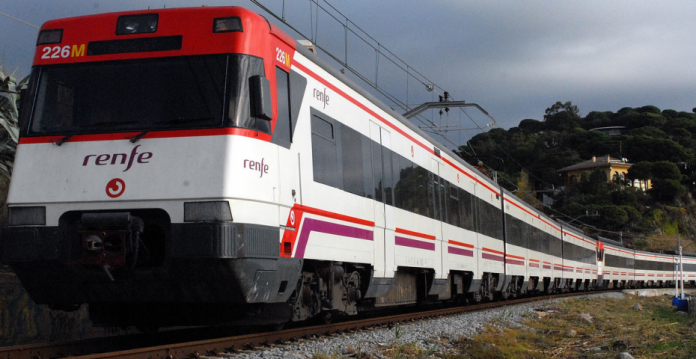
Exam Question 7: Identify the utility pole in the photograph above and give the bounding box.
[679,235,685,299]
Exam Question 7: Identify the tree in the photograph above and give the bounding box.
[636,105,661,114]
[627,161,653,180]
[544,101,580,119]
[579,170,609,195]
[518,119,543,134]
[663,109,679,119]
[543,101,582,132]
[629,126,667,139]
[599,205,629,228]
[625,136,693,163]
[649,179,686,202]
[583,111,611,129]
[651,161,682,181]
[611,189,637,206]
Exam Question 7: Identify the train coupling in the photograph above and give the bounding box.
[73,212,145,280]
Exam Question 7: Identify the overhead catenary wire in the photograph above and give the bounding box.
[0,11,39,29]
[250,0,493,151]
[514,189,639,240]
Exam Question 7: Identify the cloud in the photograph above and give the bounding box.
[1,0,695,137]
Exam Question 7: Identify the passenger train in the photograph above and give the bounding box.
[2,6,694,329]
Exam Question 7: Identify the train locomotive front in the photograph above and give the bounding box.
[1,7,303,328]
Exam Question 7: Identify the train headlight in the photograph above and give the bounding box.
[116,14,159,35]
[213,17,243,33]
[36,29,63,45]
[184,201,232,222]
[8,206,46,226]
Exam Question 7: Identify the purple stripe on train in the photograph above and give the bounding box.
[505,258,525,266]
[294,218,373,258]
[395,236,435,251]
[482,253,504,262]
[448,246,473,257]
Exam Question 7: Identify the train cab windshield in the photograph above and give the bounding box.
[27,54,270,136]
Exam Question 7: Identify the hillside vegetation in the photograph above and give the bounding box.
[462,102,696,249]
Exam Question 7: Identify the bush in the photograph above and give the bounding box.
[600,205,629,227]
[621,205,642,224]
[649,179,687,202]
[611,189,637,205]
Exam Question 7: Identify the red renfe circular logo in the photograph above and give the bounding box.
[106,178,126,198]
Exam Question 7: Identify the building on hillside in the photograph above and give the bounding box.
[589,126,627,136]
[557,155,651,191]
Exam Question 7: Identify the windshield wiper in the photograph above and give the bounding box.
[52,134,74,146]
[155,117,213,125]
[127,131,149,143]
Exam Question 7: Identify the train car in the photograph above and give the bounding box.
[680,255,696,286]
[634,250,674,287]
[501,190,563,294]
[560,226,598,291]
[602,242,634,288]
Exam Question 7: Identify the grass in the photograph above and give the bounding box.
[443,294,696,358]
[311,294,696,359]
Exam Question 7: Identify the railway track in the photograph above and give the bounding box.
[0,290,621,359]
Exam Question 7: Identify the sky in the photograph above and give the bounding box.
[2,0,696,144]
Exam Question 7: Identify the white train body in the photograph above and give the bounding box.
[2,6,694,328]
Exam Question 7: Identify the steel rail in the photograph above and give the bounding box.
[0,289,621,359]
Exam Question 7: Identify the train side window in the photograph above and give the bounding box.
[393,153,413,211]
[529,226,540,252]
[341,124,371,197]
[458,188,475,232]
[478,200,503,240]
[428,173,440,220]
[412,166,430,216]
[311,115,340,188]
[445,182,460,227]
[309,108,375,198]
[271,67,291,148]
[392,152,429,216]
[505,214,527,249]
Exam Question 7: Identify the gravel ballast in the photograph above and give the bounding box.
[222,292,625,359]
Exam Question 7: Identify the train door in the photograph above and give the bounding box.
[274,67,301,231]
[431,159,445,280]
[370,121,395,278]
